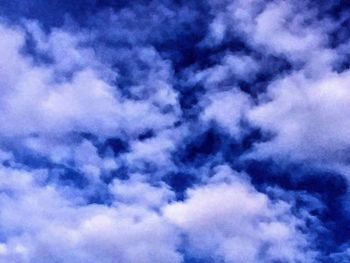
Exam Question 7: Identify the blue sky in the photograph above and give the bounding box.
[0,0,349,262]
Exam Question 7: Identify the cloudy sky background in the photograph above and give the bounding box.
[0,0,349,262]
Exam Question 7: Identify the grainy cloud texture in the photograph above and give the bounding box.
[0,0,349,262]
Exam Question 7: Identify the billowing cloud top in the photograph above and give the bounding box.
[0,0,349,262]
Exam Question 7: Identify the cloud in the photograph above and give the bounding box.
[0,166,182,263]
[165,165,316,263]
[0,162,318,263]
[0,0,348,262]
[0,24,118,138]
[194,53,260,88]
[248,63,350,176]
[201,90,251,137]
[0,20,181,176]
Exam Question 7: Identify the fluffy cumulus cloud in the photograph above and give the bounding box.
[0,167,182,263]
[0,0,349,262]
[165,166,316,263]
[249,71,350,164]
[0,164,316,263]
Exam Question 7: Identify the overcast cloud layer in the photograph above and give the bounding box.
[0,0,350,262]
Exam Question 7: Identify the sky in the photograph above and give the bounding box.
[0,0,349,262]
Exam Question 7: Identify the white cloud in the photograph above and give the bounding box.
[194,53,260,89]
[201,90,251,137]
[0,21,182,180]
[164,166,316,263]
[207,0,332,69]
[0,166,182,263]
[0,1,347,261]
[110,174,174,209]
[0,161,318,263]
[248,70,350,169]
[122,126,188,174]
